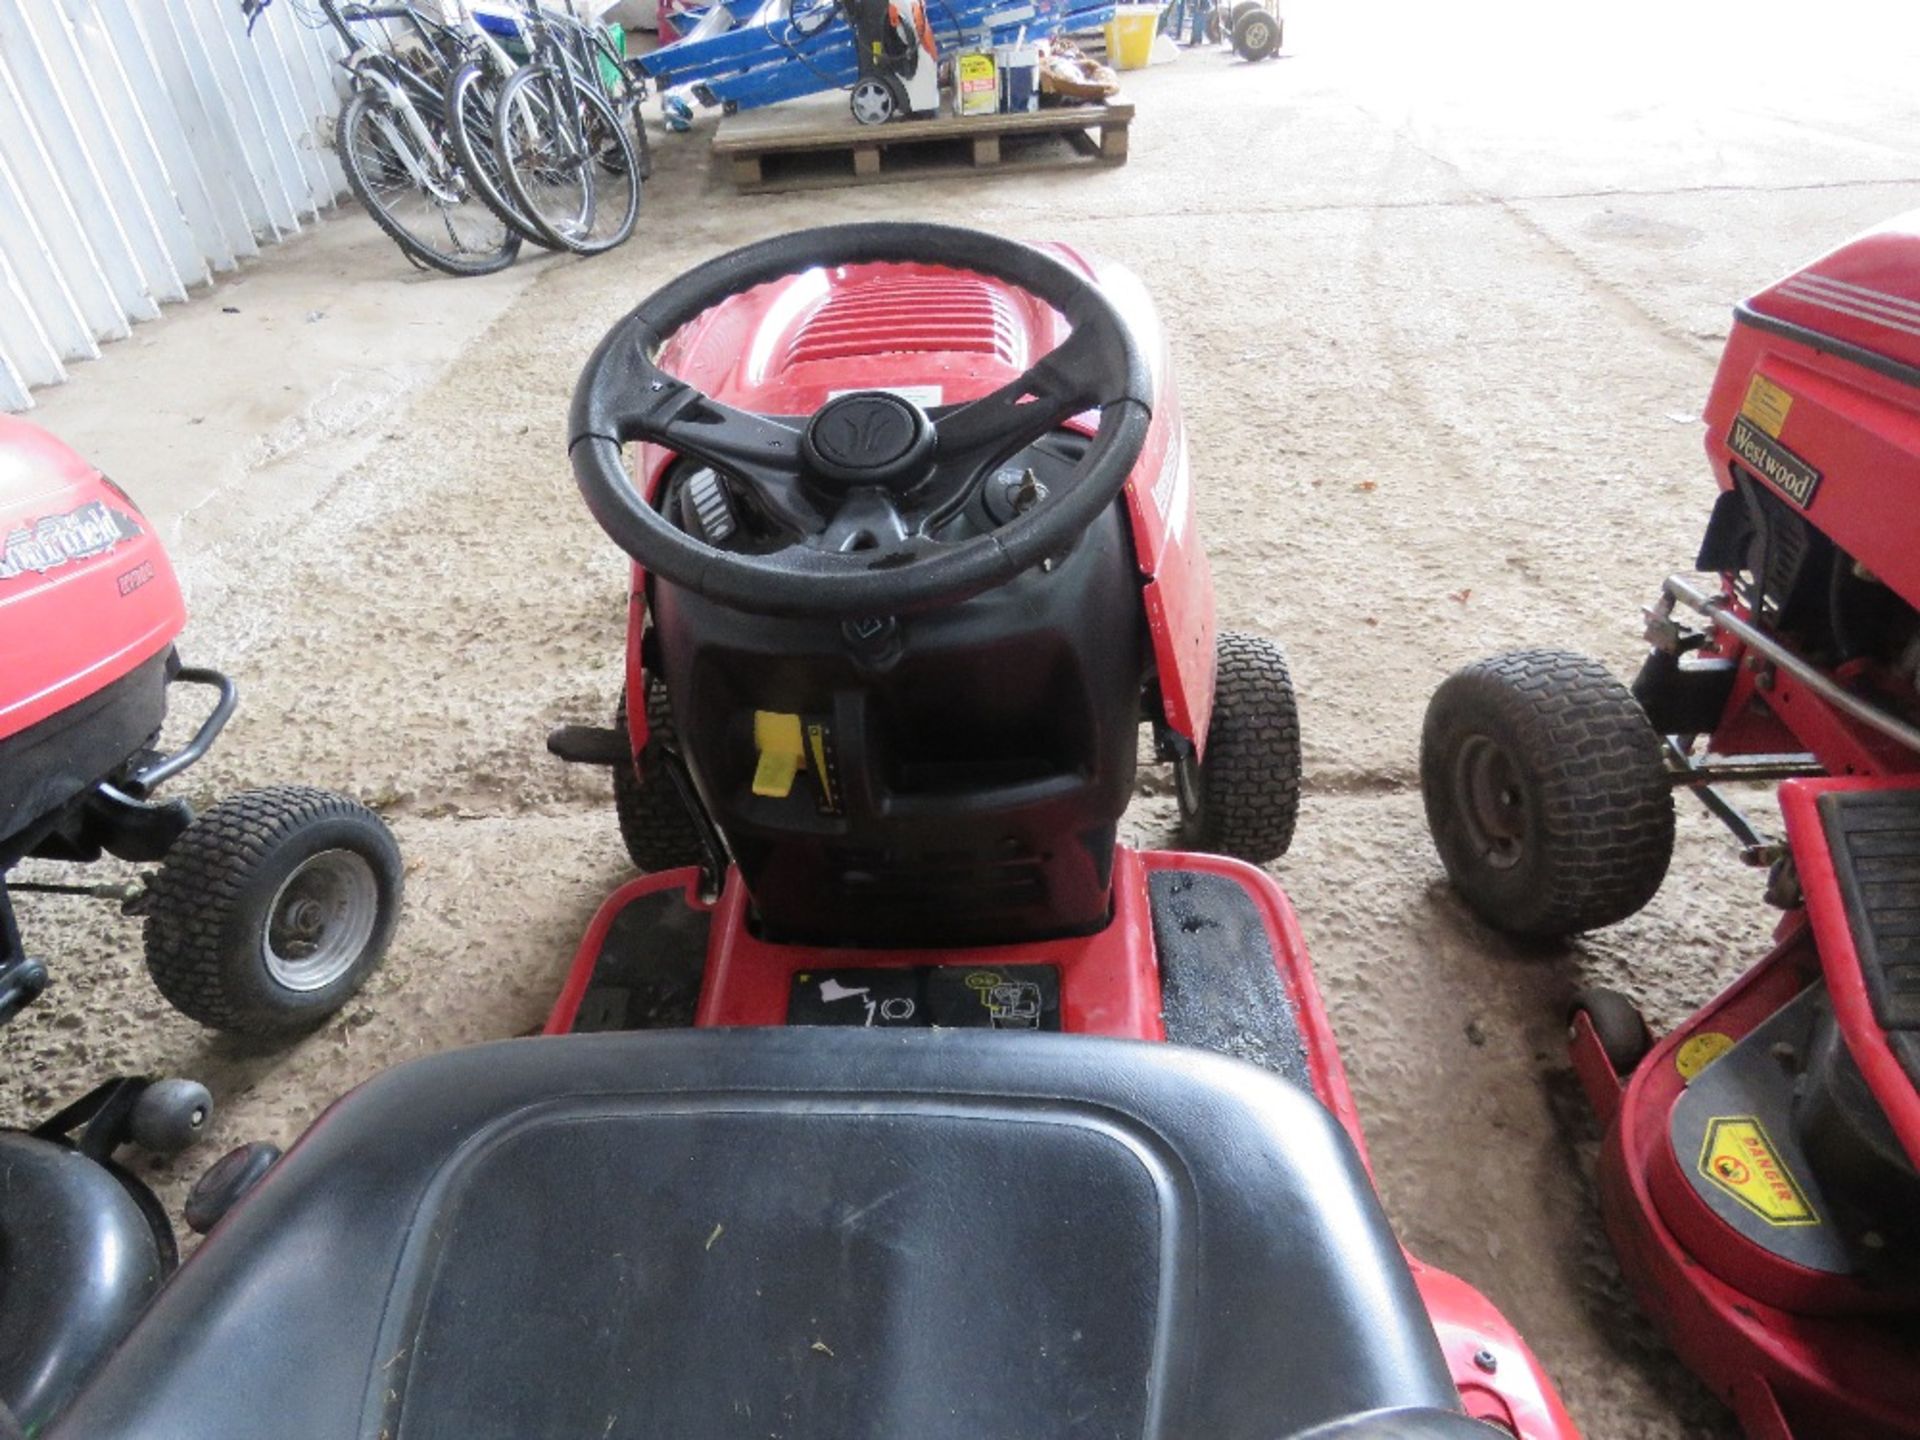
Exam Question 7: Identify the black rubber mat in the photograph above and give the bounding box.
[1818,788,1920,1088]
[569,889,711,1033]
[1149,867,1310,1088]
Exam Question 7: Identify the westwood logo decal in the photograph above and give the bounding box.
[0,501,143,582]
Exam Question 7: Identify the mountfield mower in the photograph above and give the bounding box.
[0,415,403,1038]
[39,226,1576,1439]
[1421,213,1920,1438]
[0,417,403,1432]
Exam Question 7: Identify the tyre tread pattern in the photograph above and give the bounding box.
[1192,631,1302,864]
[613,683,706,872]
[144,786,400,1034]
[1423,649,1674,937]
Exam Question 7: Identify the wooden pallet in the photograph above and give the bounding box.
[711,90,1132,193]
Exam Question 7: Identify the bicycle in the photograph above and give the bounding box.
[491,1,643,256]
[244,0,520,276]
[445,5,554,247]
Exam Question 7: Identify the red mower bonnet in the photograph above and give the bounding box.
[1746,208,1920,375]
[0,417,184,743]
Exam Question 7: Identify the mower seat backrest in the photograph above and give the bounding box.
[52,1029,1464,1440]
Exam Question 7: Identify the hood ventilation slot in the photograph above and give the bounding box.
[784,276,1022,368]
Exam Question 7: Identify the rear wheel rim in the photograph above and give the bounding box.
[1245,18,1272,49]
[1454,735,1526,871]
[263,850,380,992]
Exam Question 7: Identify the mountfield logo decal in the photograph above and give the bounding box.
[0,501,143,582]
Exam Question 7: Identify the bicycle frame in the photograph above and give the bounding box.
[319,1,467,185]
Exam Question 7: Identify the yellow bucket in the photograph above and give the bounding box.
[1103,4,1158,70]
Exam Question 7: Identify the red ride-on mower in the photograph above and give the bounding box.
[39,223,1573,1440]
[520,221,1569,1436]
[1420,213,1920,1439]
[0,416,403,1037]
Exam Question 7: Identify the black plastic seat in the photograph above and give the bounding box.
[53,1029,1475,1440]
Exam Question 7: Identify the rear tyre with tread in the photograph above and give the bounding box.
[144,787,403,1037]
[1177,631,1302,865]
[613,681,707,872]
[1421,649,1674,939]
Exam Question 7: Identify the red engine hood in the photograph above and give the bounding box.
[1747,210,1920,376]
[648,244,1167,422]
[0,416,184,742]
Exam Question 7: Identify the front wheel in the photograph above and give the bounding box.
[447,59,554,248]
[1231,7,1281,59]
[612,681,707,872]
[144,786,404,1037]
[1420,649,1675,939]
[849,75,905,126]
[496,65,641,255]
[336,89,520,277]
[1177,631,1302,865]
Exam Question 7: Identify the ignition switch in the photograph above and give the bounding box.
[984,467,1048,525]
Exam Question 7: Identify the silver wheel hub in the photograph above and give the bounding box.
[264,849,380,992]
[852,81,894,125]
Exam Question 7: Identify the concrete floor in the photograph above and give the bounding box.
[9,2,1920,1434]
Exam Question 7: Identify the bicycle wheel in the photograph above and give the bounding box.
[447,59,554,248]
[336,89,520,277]
[495,64,639,256]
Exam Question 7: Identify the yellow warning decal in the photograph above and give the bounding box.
[1740,374,1794,439]
[752,711,805,798]
[1674,1032,1734,1081]
[1698,1117,1818,1227]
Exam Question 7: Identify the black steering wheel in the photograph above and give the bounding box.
[568,223,1153,618]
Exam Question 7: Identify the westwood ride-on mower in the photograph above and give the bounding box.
[1420,213,1920,1439]
[0,417,403,1432]
[35,225,1577,1439]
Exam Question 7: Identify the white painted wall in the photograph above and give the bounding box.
[0,0,351,412]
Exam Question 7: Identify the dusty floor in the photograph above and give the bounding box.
[9,2,1920,1435]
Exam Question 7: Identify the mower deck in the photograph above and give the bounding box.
[1571,781,1920,1440]
[549,847,1576,1437]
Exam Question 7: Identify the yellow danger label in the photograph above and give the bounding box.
[1740,374,1794,439]
[1675,1032,1734,1081]
[1698,1117,1817,1227]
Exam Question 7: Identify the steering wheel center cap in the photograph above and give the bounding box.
[803,391,935,487]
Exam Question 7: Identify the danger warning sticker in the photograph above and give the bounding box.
[1739,374,1794,439]
[1698,1116,1818,1227]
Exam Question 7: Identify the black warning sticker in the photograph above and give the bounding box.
[786,964,1062,1031]
[1728,415,1821,509]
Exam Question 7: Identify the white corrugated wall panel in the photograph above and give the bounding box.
[0,0,350,412]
